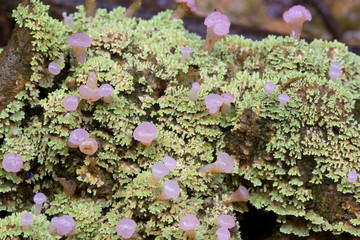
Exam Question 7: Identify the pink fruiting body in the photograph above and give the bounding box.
[348,171,358,183]
[133,122,158,146]
[48,62,61,75]
[171,0,196,20]
[116,219,137,239]
[189,82,201,101]
[79,137,98,155]
[33,192,47,216]
[181,47,192,63]
[230,185,249,202]
[203,11,231,52]
[200,152,234,174]
[278,93,289,107]
[151,162,170,185]
[49,217,59,234]
[79,85,101,102]
[160,180,180,200]
[99,84,114,103]
[62,12,74,29]
[329,61,342,81]
[283,5,312,41]
[204,93,223,116]
[221,93,234,115]
[163,156,177,170]
[63,96,79,111]
[56,215,76,236]
[69,129,89,145]
[215,227,231,240]
[21,213,34,231]
[67,33,91,64]
[86,70,98,90]
[264,82,276,95]
[179,214,200,239]
[2,153,23,173]
[218,214,235,229]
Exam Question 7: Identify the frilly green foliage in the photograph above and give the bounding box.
[1,0,360,239]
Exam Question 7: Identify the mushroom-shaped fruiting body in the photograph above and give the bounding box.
[67,33,91,64]
[204,93,223,117]
[48,62,61,75]
[33,192,47,216]
[160,180,180,200]
[181,47,192,63]
[348,171,358,183]
[200,152,234,174]
[221,93,234,115]
[116,219,137,239]
[218,214,235,229]
[171,0,197,20]
[278,93,289,107]
[151,163,170,185]
[99,84,114,103]
[179,214,200,240]
[133,122,158,146]
[189,82,201,101]
[230,185,249,202]
[69,129,90,146]
[79,85,101,102]
[329,61,342,81]
[215,227,231,240]
[163,156,177,170]
[283,5,312,41]
[203,11,231,52]
[21,213,34,231]
[63,96,79,111]
[56,215,76,236]
[79,137,98,155]
[264,82,276,95]
[2,153,23,173]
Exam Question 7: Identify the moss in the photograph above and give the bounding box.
[0,0,360,239]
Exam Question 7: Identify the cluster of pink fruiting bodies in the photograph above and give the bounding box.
[2,4,347,239]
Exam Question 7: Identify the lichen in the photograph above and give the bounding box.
[0,0,360,239]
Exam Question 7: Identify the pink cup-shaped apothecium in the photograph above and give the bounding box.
[278,93,289,107]
[283,5,312,41]
[203,11,231,52]
[150,162,170,185]
[67,33,91,64]
[179,214,200,240]
[63,96,79,111]
[218,214,235,229]
[200,152,234,174]
[204,93,223,117]
[33,192,47,216]
[264,82,276,95]
[116,219,137,239]
[69,128,89,146]
[56,215,76,236]
[133,122,158,147]
[215,227,231,240]
[230,185,249,202]
[163,156,177,170]
[348,171,358,183]
[79,137,98,155]
[21,213,34,231]
[189,82,201,101]
[2,153,23,173]
[159,180,180,200]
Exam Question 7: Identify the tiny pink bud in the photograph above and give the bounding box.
[21,213,34,231]
[151,163,170,185]
[99,84,114,97]
[204,93,223,116]
[179,214,200,239]
[348,171,358,183]
[181,47,192,63]
[189,82,201,101]
[230,185,249,202]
